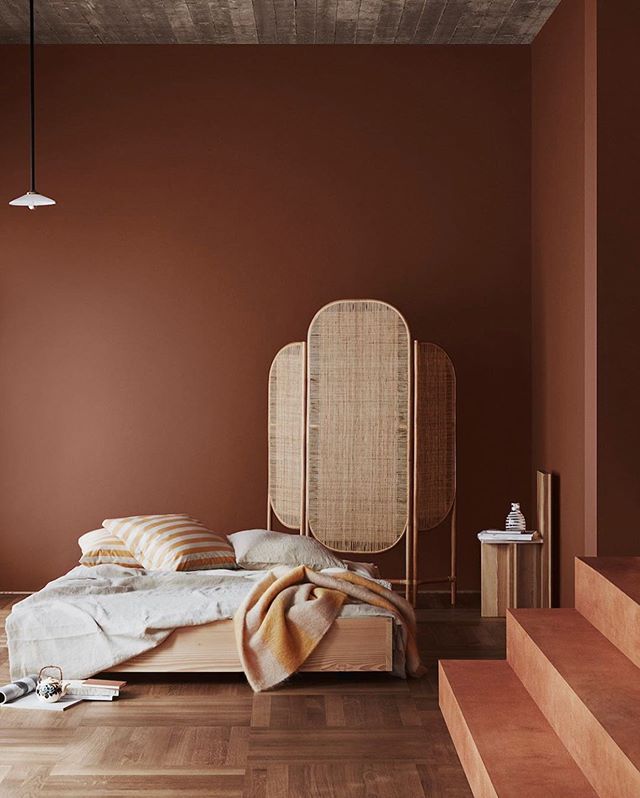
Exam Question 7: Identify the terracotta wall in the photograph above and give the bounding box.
[0,46,531,592]
[531,0,597,606]
[596,1,640,556]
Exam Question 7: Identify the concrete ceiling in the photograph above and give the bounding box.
[0,0,560,45]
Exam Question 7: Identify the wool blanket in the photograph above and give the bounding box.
[234,565,425,691]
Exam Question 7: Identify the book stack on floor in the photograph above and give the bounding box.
[65,678,125,701]
[0,677,126,712]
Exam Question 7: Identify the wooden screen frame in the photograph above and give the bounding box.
[304,299,414,601]
[266,302,458,607]
[267,342,306,532]
[412,341,457,605]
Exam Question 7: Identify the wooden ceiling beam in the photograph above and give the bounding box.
[0,0,560,44]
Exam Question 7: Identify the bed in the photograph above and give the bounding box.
[4,299,453,683]
[4,563,402,681]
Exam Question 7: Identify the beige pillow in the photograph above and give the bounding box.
[78,528,143,569]
[103,514,236,571]
[228,529,346,571]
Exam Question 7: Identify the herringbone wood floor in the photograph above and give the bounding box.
[0,594,504,797]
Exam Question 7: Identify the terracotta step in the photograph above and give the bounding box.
[507,608,640,798]
[575,556,640,668]
[438,659,598,798]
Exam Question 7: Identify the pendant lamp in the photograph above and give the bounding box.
[9,0,56,210]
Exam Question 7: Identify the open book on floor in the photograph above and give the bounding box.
[0,692,83,712]
[0,676,126,711]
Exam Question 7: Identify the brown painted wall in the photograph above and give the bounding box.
[597,1,640,556]
[531,0,597,606]
[0,46,531,592]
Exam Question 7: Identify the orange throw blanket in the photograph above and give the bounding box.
[234,565,425,692]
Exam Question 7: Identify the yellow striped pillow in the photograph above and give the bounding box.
[103,514,236,571]
[78,528,143,569]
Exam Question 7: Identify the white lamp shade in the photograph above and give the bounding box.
[9,191,56,209]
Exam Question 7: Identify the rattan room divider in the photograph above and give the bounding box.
[267,300,457,606]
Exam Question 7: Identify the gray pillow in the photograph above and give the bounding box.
[228,529,346,571]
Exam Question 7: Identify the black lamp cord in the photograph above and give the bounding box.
[29,0,36,193]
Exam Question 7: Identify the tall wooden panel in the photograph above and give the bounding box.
[268,342,305,529]
[537,470,553,608]
[306,300,411,553]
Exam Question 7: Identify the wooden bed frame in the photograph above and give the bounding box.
[1,610,393,675]
[107,616,393,673]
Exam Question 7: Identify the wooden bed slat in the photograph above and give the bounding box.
[106,616,393,673]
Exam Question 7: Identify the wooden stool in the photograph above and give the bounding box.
[479,471,554,618]
[480,539,543,617]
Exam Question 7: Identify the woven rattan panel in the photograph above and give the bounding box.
[268,342,305,529]
[307,301,410,552]
[414,342,456,530]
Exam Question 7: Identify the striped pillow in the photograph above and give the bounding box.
[102,514,236,571]
[78,528,143,569]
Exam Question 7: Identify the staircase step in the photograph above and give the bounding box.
[438,659,598,797]
[507,608,640,798]
[575,556,640,668]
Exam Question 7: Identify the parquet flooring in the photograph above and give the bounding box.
[0,594,505,797]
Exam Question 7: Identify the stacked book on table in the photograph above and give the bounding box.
[478,530,540,542]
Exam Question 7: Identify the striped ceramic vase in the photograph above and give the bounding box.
[505,503,526,531]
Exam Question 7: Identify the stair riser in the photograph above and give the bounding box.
[575,558,640,668]
[439,660,598,797]
[507,613,640,798]
[439,663,498,798]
